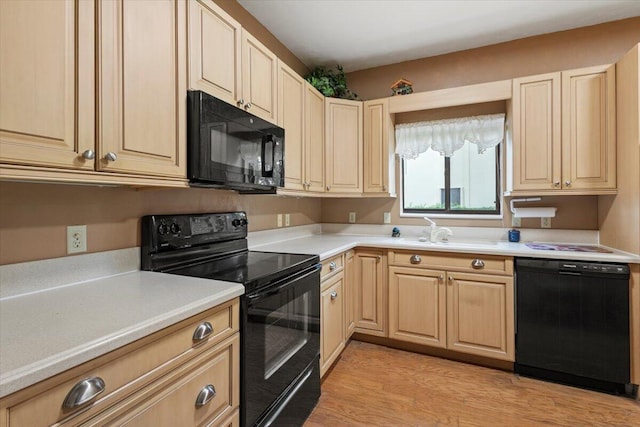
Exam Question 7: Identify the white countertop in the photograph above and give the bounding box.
[0,270,244,399]
[251,234,640,264]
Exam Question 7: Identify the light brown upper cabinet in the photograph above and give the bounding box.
[0,0,94,170]
[325,98,363,194]
[363,98,396,196]
[97,0,186,178]
[509,64,616,195]
[278,62,324,193]
[187,0,241,107]
[188,0,277,124]
[241,30,278,123]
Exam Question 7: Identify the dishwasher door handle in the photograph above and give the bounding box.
[559,271,581,276]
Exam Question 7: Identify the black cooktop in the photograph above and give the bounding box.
[167,250,319,292]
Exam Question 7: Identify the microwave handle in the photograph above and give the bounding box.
[261,135,274,178]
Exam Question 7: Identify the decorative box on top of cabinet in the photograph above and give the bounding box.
[0,0,187,187]
[507,64,616,196]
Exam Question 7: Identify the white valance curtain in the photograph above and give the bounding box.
[395,113,505,159]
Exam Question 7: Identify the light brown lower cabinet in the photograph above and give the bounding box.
[354,249,387,336]
[0,299,240,427]
[320,272,345,377]
[387,251,515,362]
[344,250,356,339]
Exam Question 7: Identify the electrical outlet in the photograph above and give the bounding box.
[67,225,87,254]
[383,212,391,224]
[511,217,521,227]
[285,214,291,227]
[541,217,551,228]
[277,214,283,228]
[348,212,356,223]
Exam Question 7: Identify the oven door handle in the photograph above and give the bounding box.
[247,263,321,302]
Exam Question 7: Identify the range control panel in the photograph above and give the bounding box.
[142,212,248,252]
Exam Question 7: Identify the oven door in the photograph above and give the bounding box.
[242,265,320,427]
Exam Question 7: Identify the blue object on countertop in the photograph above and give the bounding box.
[508,229,520,242]
[392,227,401,237]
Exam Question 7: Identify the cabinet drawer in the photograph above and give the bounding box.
[388,250,513,276]
[84,334,240,427]
[7,300,239,427]
[321,254,344,280]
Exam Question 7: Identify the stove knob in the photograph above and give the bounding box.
[241,218,248,226]
[170,223,181,234]
[232,218,241,227]
[158,224,169,235]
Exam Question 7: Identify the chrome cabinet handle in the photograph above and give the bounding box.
[195,384,216,407]
[329,261,337,271]
[63,377,105,409]
[244,102,252,110]
[192,321,214,341]
[553,181,560,188]
[104,152,117,162]
[565,180,572,187]
[330,291,338,300]
[81,149,95,160]
[409,255,421,264]
[471,259,485,269]
[237,98,244,106]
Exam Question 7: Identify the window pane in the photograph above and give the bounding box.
[449,144,497,211]
[403,150,445,210]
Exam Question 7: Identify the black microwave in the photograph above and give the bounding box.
[187,90,284,194]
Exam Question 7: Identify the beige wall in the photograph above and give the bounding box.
[0,182,321,265]
[347,17,640,100]
[213,0,309,77]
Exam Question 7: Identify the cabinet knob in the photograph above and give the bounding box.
[237,98,244,106]
[565,180,572,187]
[377,255,382,261]
[330,291,338,300]
[409,255,421,264]
[553,181,560,188]
[329,261,337,271]
[326,185,331,191]
[192,321,214,342]
[471,259,485,269]
[244,102,252,110]
[63,377,105,409]
[195,384,217,407]
[448,276,453,284]
[104,152,117,162]
[439,274,444,281]
[382,185,387,192]
[81,149,95,160]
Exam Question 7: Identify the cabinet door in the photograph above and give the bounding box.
[305,83,325,193]
[344,250,356,339]
[278,61,306,191]
[446,272,514,361]
[321,274,345,377]
[241,30,277,124]
[325,98,363,193]
[187,0,241,107]
[388,267,446,348]
[511,73,561,191]
[354,250,386,336]
[0,0,94,169]
[562,65,616,190]
[363,98,394,195]
[98,0,186,177]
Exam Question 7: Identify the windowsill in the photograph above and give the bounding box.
[400,212,503,220]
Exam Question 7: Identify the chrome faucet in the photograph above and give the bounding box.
[423,216,453,243]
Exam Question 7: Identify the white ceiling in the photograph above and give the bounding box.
[237,0,640,72]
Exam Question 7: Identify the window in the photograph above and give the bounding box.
[402,143,500,215]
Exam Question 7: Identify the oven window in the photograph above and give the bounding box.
[262,292,310,379]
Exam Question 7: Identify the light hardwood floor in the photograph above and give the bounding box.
[305,340,639,427]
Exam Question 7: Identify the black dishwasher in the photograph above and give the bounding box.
[515,258,631,394]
